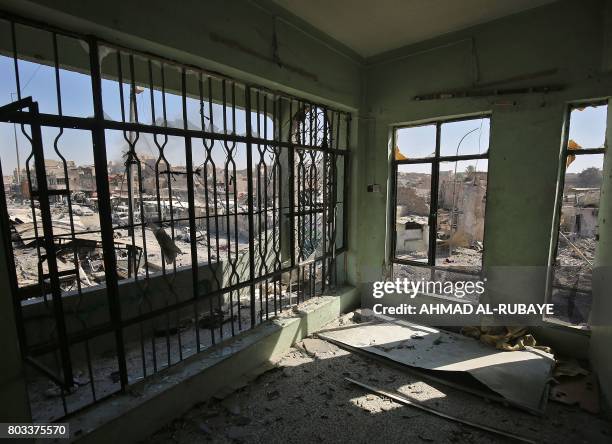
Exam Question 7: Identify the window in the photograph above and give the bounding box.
[391,116,490,301]
[547,102,608,327]
[0,14,349,421]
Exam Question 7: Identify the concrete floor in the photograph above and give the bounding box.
[145,316,612,444]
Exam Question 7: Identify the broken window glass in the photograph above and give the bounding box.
[567,105,607,150]
[548,102,607,327]
[550,153,604,326]
[395,124,436,160]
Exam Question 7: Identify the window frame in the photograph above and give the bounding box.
[545,100,608,326]
[390,113,492,277]
[0,11,352,420]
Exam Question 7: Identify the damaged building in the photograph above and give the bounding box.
[0,1,612,443]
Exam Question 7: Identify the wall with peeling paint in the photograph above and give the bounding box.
[358,0,612,408]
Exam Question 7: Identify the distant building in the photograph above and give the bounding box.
[396,215,429,256]
[561,187,600,238]
[438,173,487,246]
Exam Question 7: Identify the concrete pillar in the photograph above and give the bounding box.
[0,226,31,421]
[589,98,612,412]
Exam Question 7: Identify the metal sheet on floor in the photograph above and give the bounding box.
[317,318,554,413]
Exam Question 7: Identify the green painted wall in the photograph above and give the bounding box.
[358,0,612,407]
[359,0,611,281]
[590,97,612,410]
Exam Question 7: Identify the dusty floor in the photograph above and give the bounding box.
[145,316,612,444]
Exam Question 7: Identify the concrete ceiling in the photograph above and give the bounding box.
[271,0,557,58]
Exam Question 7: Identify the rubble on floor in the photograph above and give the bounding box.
[145,315,612,444]
[317,315,554,414]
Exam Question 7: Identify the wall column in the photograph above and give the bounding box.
[0,223,31,421]
[589,98,612,412]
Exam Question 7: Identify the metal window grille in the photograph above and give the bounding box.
[0,12,349,421]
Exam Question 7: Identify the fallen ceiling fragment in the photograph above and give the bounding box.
[317,318,554,413]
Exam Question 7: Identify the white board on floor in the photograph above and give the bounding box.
[318,319,553,413]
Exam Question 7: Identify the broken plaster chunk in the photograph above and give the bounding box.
[301,338,335,356]
[352,308,374,323]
